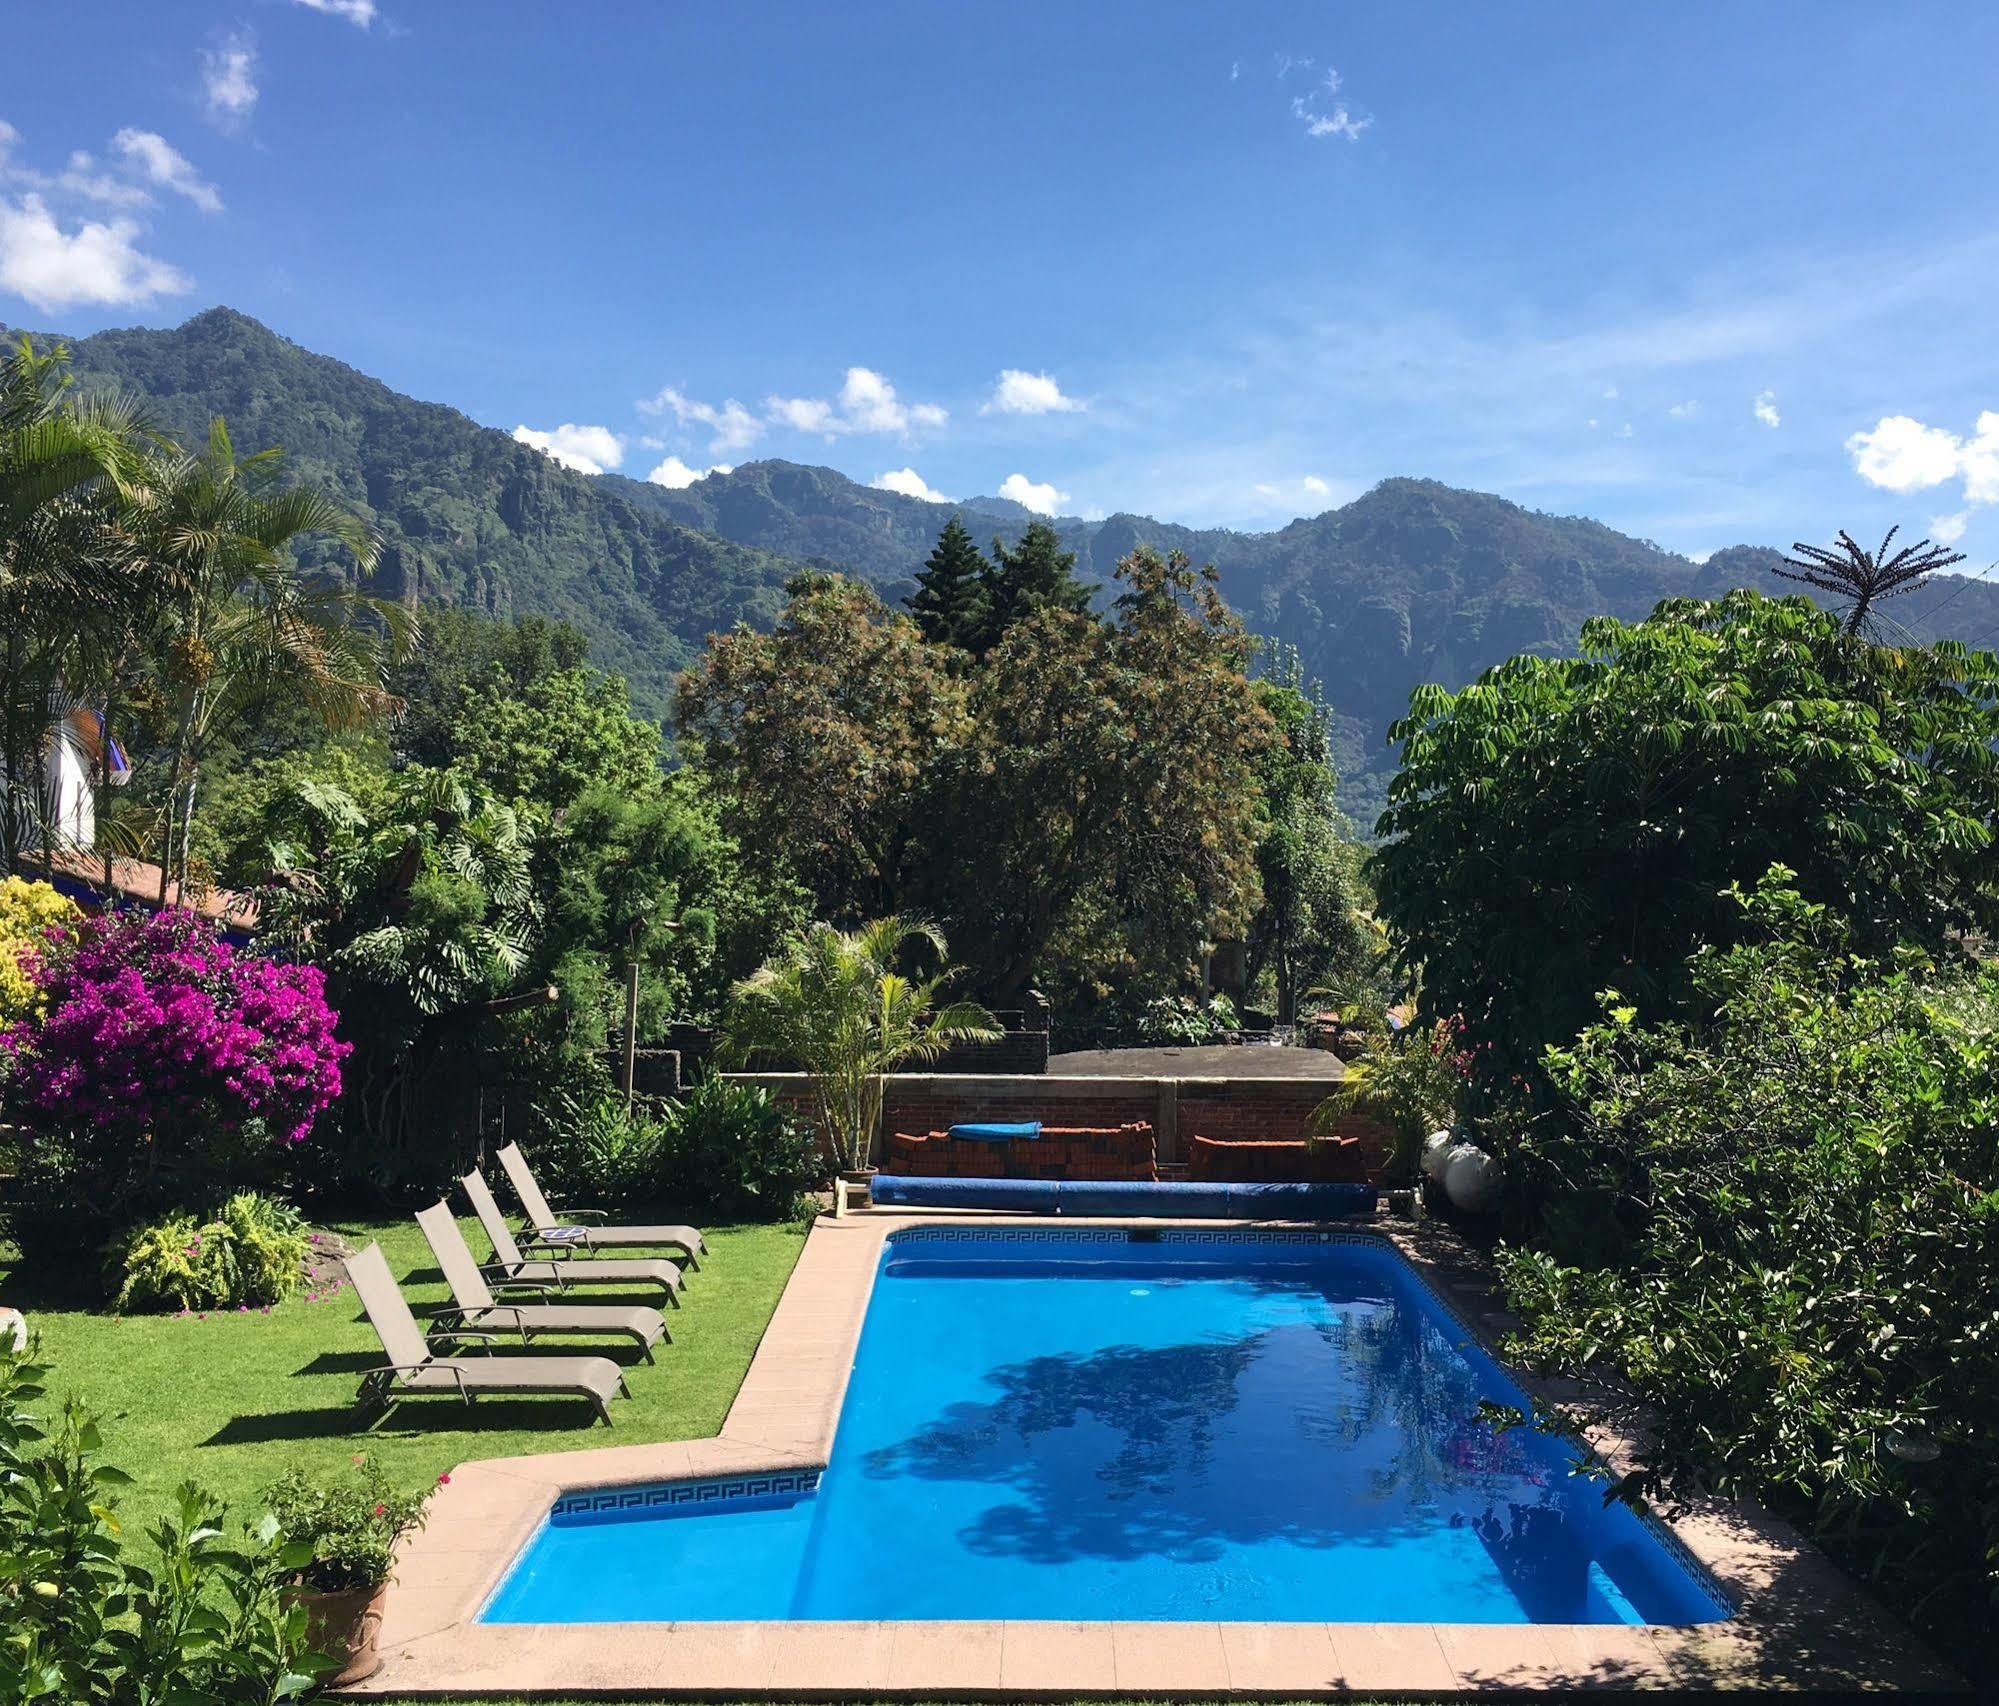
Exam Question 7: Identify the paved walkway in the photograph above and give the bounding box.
[1048,1043,1347,1078]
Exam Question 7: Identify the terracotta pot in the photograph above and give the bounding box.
[297,1581,390,1686]
[838,1166,877,1188]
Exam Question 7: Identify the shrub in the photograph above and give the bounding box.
[0,874,76,1029]
[654,1075,817,1220]
[1135,992,1239,1046]
[538,1078,818,1222]
[1495,870,1999,1674]
[0,1344,324,1701]
[263,1457,435,1591]
[108,1191,311,1312]
[0,908,348,1261]
[1307,1016,1470,1178]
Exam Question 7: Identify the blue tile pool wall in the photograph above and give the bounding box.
[482,1227,1733,1625]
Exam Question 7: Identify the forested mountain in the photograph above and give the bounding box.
[17,308,1999,822]
[2,307,801,712]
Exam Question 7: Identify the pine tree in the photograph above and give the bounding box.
[967,520,1092,654]
[906,516,987,649]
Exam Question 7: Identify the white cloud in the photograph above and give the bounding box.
[873,466,951,503]
[1602,385,1619,399]
[1847,411,1999,513]
[1754,389,1781,428]
[53,151,151,209]
[511,422,625,475]
[1930,511,1969,546]
[984,368,1083,415]
[0,193,190,311]
[1667,399,1699,419]
[765,393,837,434]
[1615,422,1634,439]
[1302,474,1332,497]
[290,0,376,25]
[998,472,1069,515]
[763,366,946,439]
[637,385,762,455]
[1846,414,1972,493]
[112,130,221,214]
[646,455,729,489]
[1291,94,1371,141]
[201,34,259,129]
[1688,549,1715,565]
[1274,53,1315,77]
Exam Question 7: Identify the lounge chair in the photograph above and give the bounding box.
[415,1202,668,1362]
[462,1169,683,1306]
[342,1242,628,1426]
[495,1141,707,1269]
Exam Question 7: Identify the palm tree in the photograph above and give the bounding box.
[1777,526,1966,636]
[723,917,1001,1172]
[119,417,412,897]
[0,337,147,870]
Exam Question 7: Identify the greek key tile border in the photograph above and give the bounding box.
[550,1470,820,1522]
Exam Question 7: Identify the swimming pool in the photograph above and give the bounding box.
[482,1228,1729,1625]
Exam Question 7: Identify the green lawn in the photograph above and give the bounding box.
[0,1213,809,1534]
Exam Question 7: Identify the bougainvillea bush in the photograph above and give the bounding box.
[0,907,348,1266]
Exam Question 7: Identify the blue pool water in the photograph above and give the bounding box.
[482,1230,1729,1625]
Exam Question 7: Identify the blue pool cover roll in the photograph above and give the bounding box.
[872,1175,1061,1213]
[946,1121,1043,1142]
[867,1175,1375,1218]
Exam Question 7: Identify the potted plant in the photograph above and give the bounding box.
[723,917,1000,1180]
[263,1456,437,1685]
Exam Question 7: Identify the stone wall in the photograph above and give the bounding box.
[722,1070,1395,1179]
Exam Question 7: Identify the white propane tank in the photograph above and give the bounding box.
[1443,1143,1501,1213]
[1420,1128,1456,1182]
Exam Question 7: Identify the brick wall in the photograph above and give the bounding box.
[721,1070,1391,1180]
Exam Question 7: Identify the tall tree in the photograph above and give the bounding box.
[945,546,1272,1001]
[674,572,968,921]
[906,516,988,650]
[1244,669,1374,1022]
[965,520,1091,655]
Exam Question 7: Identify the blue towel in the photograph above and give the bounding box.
[947,1121,1042,1142]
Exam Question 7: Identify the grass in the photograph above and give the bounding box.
[0,1212,809,1534]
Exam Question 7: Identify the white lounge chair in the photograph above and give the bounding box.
[495,1141,706,1269]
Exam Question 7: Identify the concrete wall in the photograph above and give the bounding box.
[722,1070,1393,1178]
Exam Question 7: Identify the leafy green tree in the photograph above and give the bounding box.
[675,572,968,921]
[964,519,1091,655]
[906,515,988,650]
[947,546,1272,1002]
[723,918,999,1170]
[1372,590,1999,1081]
[1244,671,1375,1022]
[391,609,591,769]
[446,663,662,814]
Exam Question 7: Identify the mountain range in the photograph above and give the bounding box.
[14,307,1999,824]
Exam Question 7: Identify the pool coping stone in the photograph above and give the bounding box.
[346,1209,1964,1698]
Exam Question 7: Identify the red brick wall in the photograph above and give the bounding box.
[723,1070,1393,1181]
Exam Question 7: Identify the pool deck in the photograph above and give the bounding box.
[349,1209,1963,1698]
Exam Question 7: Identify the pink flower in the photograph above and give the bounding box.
[436,1471,451,1485]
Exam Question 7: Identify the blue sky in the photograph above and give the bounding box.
[3,1,1997,562]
